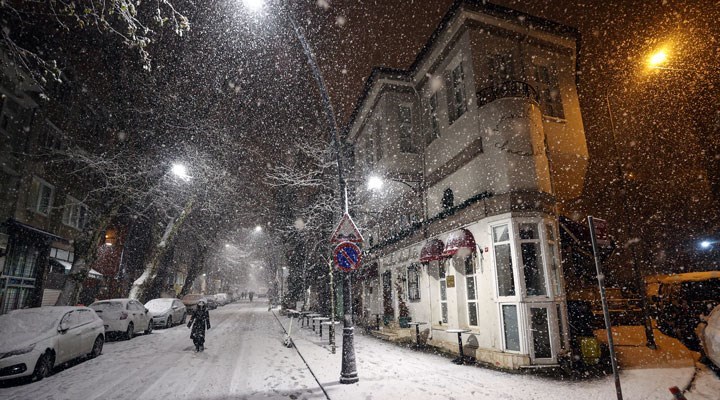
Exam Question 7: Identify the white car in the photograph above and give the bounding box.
[0,306,105,382]
[699,304,720,369]
[145,298,187,329]
[89,299,153,340]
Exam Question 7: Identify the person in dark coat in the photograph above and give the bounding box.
[187,298,211,352]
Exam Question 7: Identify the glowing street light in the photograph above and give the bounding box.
[647,48,669,69]
[254,225,263,233]
[367,175,384,191]
[171,163,191,181]
[242,0,264,12]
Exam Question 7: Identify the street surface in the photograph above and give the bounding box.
[2,301,719,400]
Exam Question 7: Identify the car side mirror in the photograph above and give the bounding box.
[58,322,69,333]
[172,305,179,310]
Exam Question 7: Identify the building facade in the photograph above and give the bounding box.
[346,1,588,368]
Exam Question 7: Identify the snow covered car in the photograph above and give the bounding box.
[182,294,205,312]
[0,306,105,382]
[145,298,187,329]
[215,293,229,306]
[698,304,720,369]
[205,295,218,310]
[653,272,720,350]
[89,299,153,340]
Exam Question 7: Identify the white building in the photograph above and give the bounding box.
[346,1,588,369]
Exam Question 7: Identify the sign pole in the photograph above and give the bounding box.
[328,257,336,354]
[588,216,623,400]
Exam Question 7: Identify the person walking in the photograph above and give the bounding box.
[187,298,211,352]
[248,291,254,302]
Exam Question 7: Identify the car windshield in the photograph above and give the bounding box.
[90,301,124,311]
[145,299,174,313]
[0,309,62,336]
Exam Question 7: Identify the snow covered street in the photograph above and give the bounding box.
[2,302,720,400]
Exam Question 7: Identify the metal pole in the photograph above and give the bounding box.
[588,216,623,400]
[328,257,336,354]
[285,6,357,384]
[605,93,656,349]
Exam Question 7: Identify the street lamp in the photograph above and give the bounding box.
[171,163,191,181]
[254,225,263,233]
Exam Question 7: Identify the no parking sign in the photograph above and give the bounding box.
[333,242,362,272]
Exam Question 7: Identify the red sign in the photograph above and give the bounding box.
[333,242,362,272]
[330,213,364,243]
[590,217,611,248]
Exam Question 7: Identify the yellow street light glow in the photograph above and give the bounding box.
[648,49,668,68]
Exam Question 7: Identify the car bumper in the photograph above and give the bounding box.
[0,350,41,381]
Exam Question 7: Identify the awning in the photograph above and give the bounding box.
[419,239,445,263]
[441,228,476,257]
[2,218,69,244]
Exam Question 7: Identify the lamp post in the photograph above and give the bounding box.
[240,0,357,383]
[605,91,657,349]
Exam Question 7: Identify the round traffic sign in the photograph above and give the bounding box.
[334,242,362,272]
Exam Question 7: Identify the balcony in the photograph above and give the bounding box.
[475,80,539,108]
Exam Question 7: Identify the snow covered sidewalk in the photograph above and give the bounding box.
[275,310,718,400]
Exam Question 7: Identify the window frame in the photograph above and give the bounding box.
[449,62,467,123]
[398,103,416,153]
[518,222,549,298]
[427,92,441,143]
[532,63,564,119]
[464,254,479,327]
[30,176,55,216]
[62,195,89,230]
[407,263,421,302]
[438,260,448,324]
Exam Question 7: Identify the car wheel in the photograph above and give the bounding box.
[145,320,153,334]
[89,335,104,359]
[32,351,54,381]
[125,322,134,340]
[166,316,173,329]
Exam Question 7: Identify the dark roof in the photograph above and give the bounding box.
[343,0,581,136]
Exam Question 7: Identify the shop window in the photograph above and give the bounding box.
[439,261,448,324]
[502,304,520,351]
[407,264,420,301]
[519,223,547,296]
[465,255,478,326]
[493,224,515,296]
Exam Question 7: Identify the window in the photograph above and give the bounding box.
[374,121,383,162]
[427,92,440,144]
[28,176,55,216]
[398,104,416,153]
[531,307,552,358]
[365,131,375,169]
[448,63,467,123]
[534,64,564,118]
[407,264,420,301]
[439,261,448,324]
[519,223,547,296]
[442,188,454,210]
[502,304,520,351]
[62,196,89,230]
[546,223,562,296]
[465,255,478,326]
[488,54,516,85]
[493,224,515,296]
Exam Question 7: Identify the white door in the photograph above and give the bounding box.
[57,311,83,363]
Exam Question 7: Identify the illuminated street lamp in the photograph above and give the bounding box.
[254,225,263,233]
[171,163,191,181]
[239,0,358,384]
[647,48,669,69]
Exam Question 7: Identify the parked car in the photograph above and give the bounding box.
[89,299,153,340]
[205,295,218,310]
[215,293,229,306]
[653,271,720,350]
[0,306,105,382]
[698,304,720,369]
[145,298,187,329]
[182,294,205,312]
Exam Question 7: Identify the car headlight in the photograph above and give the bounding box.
[0,343,36,359]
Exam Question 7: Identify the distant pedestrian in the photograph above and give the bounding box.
[249,291,254,302]
[187,298,211,352]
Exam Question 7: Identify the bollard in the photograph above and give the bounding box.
[669,386,687,400]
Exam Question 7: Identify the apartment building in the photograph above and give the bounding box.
[346,1,588,368]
